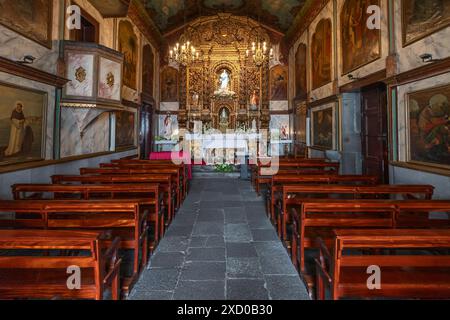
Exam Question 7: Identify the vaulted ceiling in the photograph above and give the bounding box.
[140,0,307,35]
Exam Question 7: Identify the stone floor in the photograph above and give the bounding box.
[128,178,310,300]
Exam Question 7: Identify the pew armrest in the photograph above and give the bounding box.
[314,258,332,284]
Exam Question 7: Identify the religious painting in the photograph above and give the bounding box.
[311,104,335,149]
[115,110,136,149]
[295,43,307,99]
[270,65,288,101]
[341,0,381,74]
[0,0,53,49]
[161,67,179,102]
[270,115,290,140]
[142,44,154,97]
[402,0,450,46]
[65,53,95,98]
[98,57,122,101]
[311,19,332,90]
[118,20,138,90]
[158,114,179,140]
[0,83,45,167]
[407,84,450,168]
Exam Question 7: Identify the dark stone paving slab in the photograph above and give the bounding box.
[226,242,258,258]
[173,280,225,300]
[186,247,226,262]
[181,261,226,281]
[129,178,309,301]
[226,279,269,300]
[265,275,310,300]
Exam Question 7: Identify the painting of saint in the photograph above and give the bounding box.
[341,0,381,74]
[295,43,307,99]
[115,111,136,148]
[0,0,53,48]
[161,67,179,102]
[311,19,332,90]
[0,84,45,166]
[270,65,288,101]
[118,20,138,90]
[402,0,450,46]
[408,84,450,168]
[312,105,334,149]
[142,44,154,96]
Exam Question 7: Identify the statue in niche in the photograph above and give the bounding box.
[219,70,230,91]
[191,91,199,109]
[214,69,235,97]
[249,89,260,111]
[252,118,257,132]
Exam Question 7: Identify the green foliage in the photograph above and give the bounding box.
[214,163,234,173]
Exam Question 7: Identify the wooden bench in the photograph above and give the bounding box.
[279,184,434,240]
[292,199,450,274]
[111,159,189,197]
[100,162,187,199]
[267,174,380,220]
[80,167,182,208]
[255,161,340,195]
[291,201,397,275]
[0,229,121,300]
[56,173,176,221]
[315,229,450,300]
[0,200,147,296]
[12,183,164,249]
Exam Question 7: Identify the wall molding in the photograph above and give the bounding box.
[0,57,69,88]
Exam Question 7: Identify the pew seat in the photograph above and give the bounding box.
[0,230,121,300]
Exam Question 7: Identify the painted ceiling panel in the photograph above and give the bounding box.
[141,0,306,33]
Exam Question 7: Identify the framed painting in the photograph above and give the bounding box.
[295,43,307,100]
[161,67,179,102]
[270,65,288,101]
[402,0,450,47]
[406,83,450,169]
[0,0,53,49]
[341,0,381,74]
[311,103,335,150]
[0,82,46,167]
[311,19,332,90]
[115,110,136,149]
[118,20,138,90]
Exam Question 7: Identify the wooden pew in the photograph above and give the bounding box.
[267,174,379,220]
[0,230,121,300]
[112,159,189,196]
[279,184,434,240]
[255,161,340,195]
[315,229,450,300]
[100,162,187,199]
[12,183,164,249]
[291,201,397,275]
[80,167,182,208]
[59,173,176,221]
[292,199,450,274]
[0,200,147,296]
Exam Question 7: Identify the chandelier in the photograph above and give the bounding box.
[169,41,202,66]
[167,0,202,67]
[246,38,273,67]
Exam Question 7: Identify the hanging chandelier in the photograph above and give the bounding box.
[168,0,202,67]
[169,41,201,66]
[246,38,273,67]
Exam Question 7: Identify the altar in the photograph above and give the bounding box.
[185,133,262,165]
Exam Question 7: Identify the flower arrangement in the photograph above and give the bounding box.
[214,163,234,173]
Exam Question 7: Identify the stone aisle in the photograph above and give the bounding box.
[128,178,310,300]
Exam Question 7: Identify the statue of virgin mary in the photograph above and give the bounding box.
[219,70,230,92]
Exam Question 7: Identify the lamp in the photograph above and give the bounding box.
[419,53,441,63]
[16,55,36,65]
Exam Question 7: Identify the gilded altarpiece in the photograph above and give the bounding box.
[163,14,280,131]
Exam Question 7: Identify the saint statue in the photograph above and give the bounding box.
[252,118,257,131]
[219,70,230,92]
[191,91,199,109]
